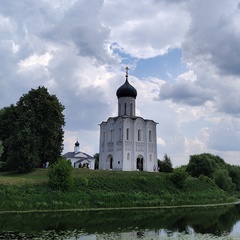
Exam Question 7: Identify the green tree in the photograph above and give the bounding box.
[186,153,214,178]
[186,153,227,178]
[0,140,4,170]
[0,86,65,172]
[0,140,3,159]
[5,128,40,172]
[228,165,240,191]
[17,86,65,166]
[159,154,173,173]
[214,169,235,192]
[94,153,99,169]
[0,105,19,166]
[48,157,74,191]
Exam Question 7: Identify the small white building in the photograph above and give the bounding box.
[99,68,158,172]
[62,141,95,169]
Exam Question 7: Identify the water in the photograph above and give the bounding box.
[1,204,240,239]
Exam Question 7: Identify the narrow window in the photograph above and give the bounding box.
[138,129,141,141]
[126,128,129,140]
[127,153,130,160]
[149,130,152,142]
[130,103,133,115]
[124,103,127,115]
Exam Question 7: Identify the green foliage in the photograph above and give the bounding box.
[198,174,216,187]
[0,161,6,170]
[186,153,227,178]
[5,128,40,172]
[214,169,236,193]
[0,140,3,159]
[228,165,240,191]
[0,86,65,172]
[94,153,99,169]
[169,167,188,189]
[186,153,240,192]
[158,154,173,173]
[17,86,65,166]
[0,105,19,165]
[48,157,74,191]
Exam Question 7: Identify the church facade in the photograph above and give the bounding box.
[99,68,158,172]
[63,141,95,170]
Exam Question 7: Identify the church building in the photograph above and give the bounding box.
[63,141,95,169]
[99,68,158,172]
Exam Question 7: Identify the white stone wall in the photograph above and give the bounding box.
[99,116,157,172]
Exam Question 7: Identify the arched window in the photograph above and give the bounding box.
[127,153,130,160]
[130,103,133,115]
[126,128,129,140]
[149,154,152,161]
[124,103,127,115]
[138,129,141,141]
[149,130,152,142]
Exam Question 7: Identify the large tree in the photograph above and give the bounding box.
[0,86,65,172]
[186,153,227,178]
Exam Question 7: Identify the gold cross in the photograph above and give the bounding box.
[125,66,129,78]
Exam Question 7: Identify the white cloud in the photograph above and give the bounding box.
[19,53,52,67]
[101,0,190,58]
[158,80,215,106]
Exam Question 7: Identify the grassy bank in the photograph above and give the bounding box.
[0,168,236,212]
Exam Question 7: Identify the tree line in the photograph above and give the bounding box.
[158,153,240,192]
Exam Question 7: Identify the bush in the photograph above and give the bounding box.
[169,168,188,189]
[198,174,216,187]
[214,169,236,193]
[48,157,74,191]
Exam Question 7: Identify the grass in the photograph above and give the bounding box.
[0,169,48,185]
[0,168,237,212]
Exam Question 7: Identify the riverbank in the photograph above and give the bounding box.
[0,168,236,212]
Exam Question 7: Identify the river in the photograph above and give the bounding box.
[1,204,240,239]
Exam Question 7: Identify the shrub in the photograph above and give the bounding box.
[198,174,216,187]
[214,169,235,193]
[48,157,74,191]
[169,168,188,189]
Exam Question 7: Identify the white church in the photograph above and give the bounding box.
[99,68,158,172]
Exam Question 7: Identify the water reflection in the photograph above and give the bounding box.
[0,204,240,239]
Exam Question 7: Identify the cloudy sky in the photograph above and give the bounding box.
[1,0,240,166]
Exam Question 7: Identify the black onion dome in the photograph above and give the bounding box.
[116,79,137,99]
[75,141,80,147]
